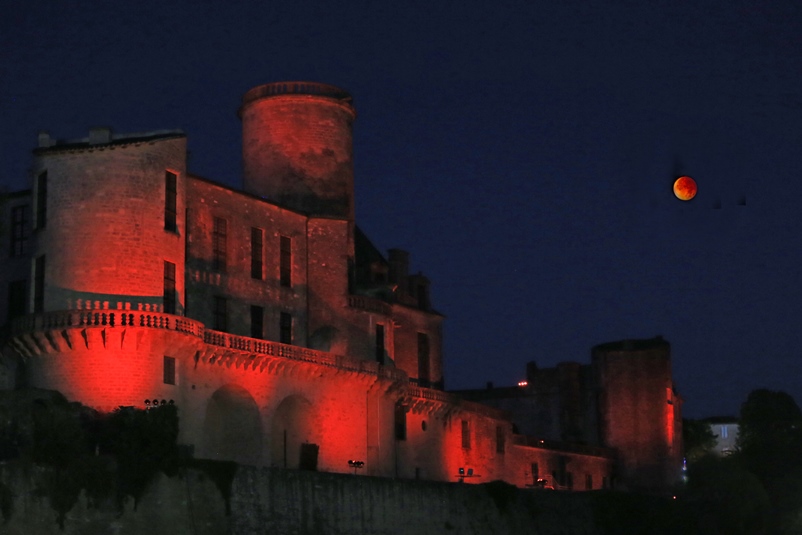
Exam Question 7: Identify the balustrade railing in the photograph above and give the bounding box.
[11,311,405,382]
[407,385,510,420]
[11,311,204,339]
[347,295,392,316]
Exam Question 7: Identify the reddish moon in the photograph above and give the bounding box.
[673,176,697,201]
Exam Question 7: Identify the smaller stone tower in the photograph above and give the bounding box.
[239,82,356,220]
[592,336,683,492]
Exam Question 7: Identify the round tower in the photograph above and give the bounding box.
[239,82,356,220]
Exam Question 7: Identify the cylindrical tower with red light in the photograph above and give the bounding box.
[239,82,356,220]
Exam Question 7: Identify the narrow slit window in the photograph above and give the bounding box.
[213,217,227,272]
[36,171,47,229]
[33,255,45,313]
[165,171,177,232]
[213,296,227,332]
[163,261,176,314]
[375,324,385,363]
[163,356,176,385]
[10,205,28,257]
[251,227,263,279]
[417,333,430,387]
[280,236,291,287]
[251,305,264,339]
[279,312,292,344]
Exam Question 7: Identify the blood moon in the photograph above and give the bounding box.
[673,176,697,201]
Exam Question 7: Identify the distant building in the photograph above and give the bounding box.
[704,417,739,456]
[0,81,678,492]
[453,336,684,492]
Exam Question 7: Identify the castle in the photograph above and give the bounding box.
[0,82,681,491]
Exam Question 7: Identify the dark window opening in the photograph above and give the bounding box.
[280,235,291,287]
[279,312,292,344]
[395,403,407,440]
[496,425,505,454]
[417,283,429,310]
[163,261,176,314]
[251,227,263,279]
[417,332,430,387]
[531,463,539,485]
[33,255,45,313]
[7,280,27,322]
[213,217,227,272]
[375,324,385,363]
[165,171,177,232]
[213,296,227,332]
[461,420,470,449]
[586,474,593,490]
[36,171,47,229]
[163,356,176,385]
[10,205,28,257]
[251,305,264,339]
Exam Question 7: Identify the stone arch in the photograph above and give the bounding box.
[308,325,346,354]
[201,384,262,465]
[270,394,319,469]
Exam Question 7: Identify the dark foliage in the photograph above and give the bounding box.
[0,392,182,527]
[682,418,718,462]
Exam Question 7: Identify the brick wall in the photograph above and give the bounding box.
[31,136,187,314]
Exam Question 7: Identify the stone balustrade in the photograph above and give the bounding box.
[407,385,511,421]
[347,295,392,316]
[10,311,407,383]
[11,310,204,338]
[203,328,407,382]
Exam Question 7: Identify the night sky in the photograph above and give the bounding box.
[3,1,801,418]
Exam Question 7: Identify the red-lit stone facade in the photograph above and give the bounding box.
[0,82,676,491]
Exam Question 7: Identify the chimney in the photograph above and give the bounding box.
[89,127,112,145]
[38,131,54,148]
[388,249,409,285]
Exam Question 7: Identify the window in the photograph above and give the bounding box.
[250,305,263,339]
[280,235,291,287]
[417,283,428,310]
[721,425,728,439]
[33,255,45,313]
[213,296,227,332]
[35,171,47,229]
[394,403,407,440]
[531,463,539,485]
[7,280,27,322]
[496,425,505,454]
[566,472,574,490]
[251,227,263,279]
[586,474,593,490]
[163,356,176,385]
[279,312,292,344]
[212,217,227,272]
[163,261,176,314]
[10,205,28,257]
[461,420,470,449]
[375,324,385,363]
[165,171,177,232]
[417,333,430,387]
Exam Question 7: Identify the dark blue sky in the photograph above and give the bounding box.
[3,1,801,418]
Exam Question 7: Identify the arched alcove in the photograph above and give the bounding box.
[270,394,319,469]
[201,384,262,465]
